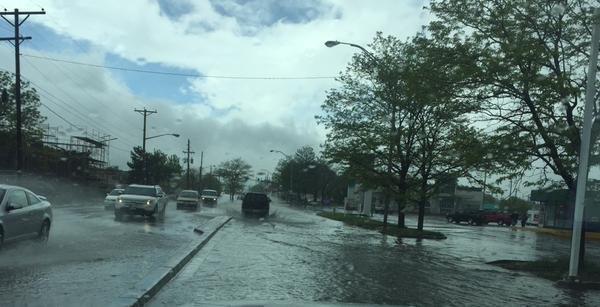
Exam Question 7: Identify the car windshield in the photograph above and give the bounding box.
[7,1,600,306]
[109,189,122,196]
[179,191,197,198]
[123,186,156,196]
[202,190,217,196]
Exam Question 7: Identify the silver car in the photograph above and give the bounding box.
[114,184,168,220]
[0,184,53,248]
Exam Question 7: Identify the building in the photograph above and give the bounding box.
[530,189,600,231]
[345,180,483,216]
[426,185,483,214]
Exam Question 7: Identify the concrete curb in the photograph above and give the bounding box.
[111,215,232,307]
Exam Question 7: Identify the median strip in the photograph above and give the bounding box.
[317,212,446,240]
[111,215,232,307]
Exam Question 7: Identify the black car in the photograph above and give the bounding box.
[241,192,270,217]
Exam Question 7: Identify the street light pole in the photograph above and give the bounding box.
[568,7,600,279]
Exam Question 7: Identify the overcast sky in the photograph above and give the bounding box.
[0,0,429,176]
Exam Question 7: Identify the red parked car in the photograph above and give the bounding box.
[480,211,512,226]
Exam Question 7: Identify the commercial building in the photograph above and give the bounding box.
[345,180,483,216]
[530,189,600,231]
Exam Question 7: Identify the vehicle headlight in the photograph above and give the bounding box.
[118,198,123,203]
[146,199,155,206]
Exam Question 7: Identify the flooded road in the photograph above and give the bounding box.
[151,199,600,306]
[0,200,210,306]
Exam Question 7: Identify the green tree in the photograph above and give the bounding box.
[318,33,421,229]
[428,0,597,193]
[201,173,223,194]
[126,146,182,190]
[499,196,531,215]
[0,71,46,169]
[216,158,252,201]
[398,35,484,230]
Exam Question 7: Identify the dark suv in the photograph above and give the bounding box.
[241,192,270,217]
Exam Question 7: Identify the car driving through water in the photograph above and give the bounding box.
[0,185,52,248]
[114,184,168,220]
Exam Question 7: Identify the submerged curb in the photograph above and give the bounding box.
[112,215,232,307]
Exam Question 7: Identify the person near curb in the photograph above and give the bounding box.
[510,212,519,226]
[521,213,528,227]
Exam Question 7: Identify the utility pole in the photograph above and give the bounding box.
[183,139,195,189]
[569,7,600,279]
[198,151,204,190]
[1,8,46,170]
[134,108,157,184]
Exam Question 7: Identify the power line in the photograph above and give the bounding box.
[21,53,337,80]
[24,76,140,147]
[39,102,79,128]
[22,26,147,118]
[18,62,141,145]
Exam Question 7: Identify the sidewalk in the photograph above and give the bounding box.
[517,226,600,241]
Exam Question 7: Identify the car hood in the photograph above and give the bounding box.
[119,194,157,201]
[177,197,198,202]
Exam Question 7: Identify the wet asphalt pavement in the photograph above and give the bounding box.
[0,200,211,306]
[2,197,600,306]
[150,200,600,307]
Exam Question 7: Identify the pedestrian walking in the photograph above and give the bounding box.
[510,212,519,226]
[521,213,528,227]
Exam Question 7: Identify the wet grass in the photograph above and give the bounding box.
[488,258,600,283]
[317,212,446,240]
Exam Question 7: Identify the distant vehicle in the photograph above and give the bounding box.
[527,209,540,226]
[241,192,270,217]
[480,211,512,226]
[447,211,485,225]
[0,185,53,248]
[114,184,168,220]
[201,189,219,206]
[104,188,124,210]
[177,190,200,210]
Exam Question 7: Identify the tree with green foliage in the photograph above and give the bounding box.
[0,71,46,169]
[215,158,252,201]
[201,173,223,195]
[428,0,598,193]
[272,146,346,203]
[499,196,531,215]
[398,34,484,230]
[127,146,182,190]
[318,33,421,229]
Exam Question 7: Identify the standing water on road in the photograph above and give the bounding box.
[150,199,600,306]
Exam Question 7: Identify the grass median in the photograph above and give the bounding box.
[317,212,446,240]
[488,258,600,284]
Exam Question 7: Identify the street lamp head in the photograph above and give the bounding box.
[324,40,340,48]
[269,149,275,153]
[172,134,180,137]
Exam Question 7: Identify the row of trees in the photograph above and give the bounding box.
[272,146,349,205]
[318,0,600,230]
